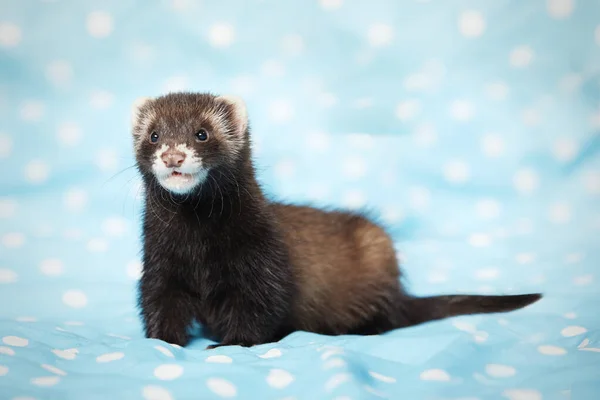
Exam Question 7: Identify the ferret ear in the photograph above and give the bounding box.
[217,95,248,135]
[131,96,154,127]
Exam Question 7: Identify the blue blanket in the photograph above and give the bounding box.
[1,0,599,399]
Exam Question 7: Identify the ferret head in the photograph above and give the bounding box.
[131,92,248,195]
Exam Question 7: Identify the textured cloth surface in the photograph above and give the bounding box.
[1,1,600,399]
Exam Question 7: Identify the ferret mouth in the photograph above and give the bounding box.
[156,169,208,195]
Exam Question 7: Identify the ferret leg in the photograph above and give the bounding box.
[139,276,199,347]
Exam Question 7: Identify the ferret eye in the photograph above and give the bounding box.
[150,131,159,143]
[195,129,209,142]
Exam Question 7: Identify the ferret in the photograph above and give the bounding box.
[131,92,541,349]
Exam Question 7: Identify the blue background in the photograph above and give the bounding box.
[1,0,599,399]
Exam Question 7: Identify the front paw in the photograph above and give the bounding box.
[146,320,190,347]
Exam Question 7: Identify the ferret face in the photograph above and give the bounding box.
[131,93,248,195]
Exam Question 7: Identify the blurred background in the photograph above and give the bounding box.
[0,1,599,399]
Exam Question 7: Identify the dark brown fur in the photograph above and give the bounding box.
[133,92,542,348]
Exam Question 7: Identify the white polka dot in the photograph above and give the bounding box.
[341,156,368,180]
[2,232,25,248]
[162,76,189,92]
[274,159,296,179]
[573,274,593,286]
[127,260,143,280]
[475,199,501,219]
[469,233,491,247]
[52,348,78,360]
[0,133,12,158]
[0,198,16,218]
[367,23,393,47]
[565,252,584,264]
[485,364,516,378]
[548,203,571,224]
[347,133,375,149]
[459,10,485,37]
[561,326,587,337]
[475,268,500,280]
[559,73,582,93]
[369,371,396,383]
[503,389,542,400]
[319,0,343,10]
[307,131,331,152]
[537,345,567,355]
[205,354,232,363]
[325,373,352,391]
[87,238,109,253]
[268,99,294,123]
[318,92,338,108]
[0,22,21,47]
[481,134,505,157]
[595,26,600,46]
[64,188,88,212]
[583,171,600,195]
[342,190,366,209]
[266,368,294,389]
[261,59,285,77]
[20,101,45,121]
[62,290,88,308]
[409,186,431,210]
[516,253,536,265]
[259,348,282,359]
[40,259,64,276]
[443,160,470,184]
[0,365,9,377]
[485,81,509,101]
[381,206,404,224]
[513,169,539,194]
[142,385,174,400]
[24,160,50,183]
[56,122,82,147]
[420,369,450,381]
[64,321,83,326]
[453,321,477,333]
[90,90,114,109]
[395,100,420,121]
[564,312,577,319]
[281,34,304,56]
[427,271,448,284]
[521,108,540,126]
[154,364,183,380]
[154,346,174,358]
[228,75,255,96]
[547,0,573,18]
[413,123,437,147]
[45,60,73,86]
[552,138,579,162]
[2,336,28,347]
[86,11,113,38]
[0,268,17,283]
[449,100,475,121]
[324,358,346,369]
[208,23,235,48]
[31,376,60,387]
[510,46,534,68]
[0,346,15,355]
[41,364,67,376]
[96,352,124,363]
[206,377,237,397]
[129,41,155,62]
[102,217,128,237]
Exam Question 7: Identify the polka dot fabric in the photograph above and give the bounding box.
[1,0,599,399]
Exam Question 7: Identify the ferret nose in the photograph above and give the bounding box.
[161,151,186,168]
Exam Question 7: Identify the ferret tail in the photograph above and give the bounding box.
[401,293,542,326]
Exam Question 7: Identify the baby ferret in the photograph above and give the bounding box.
[131,92,541,349]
